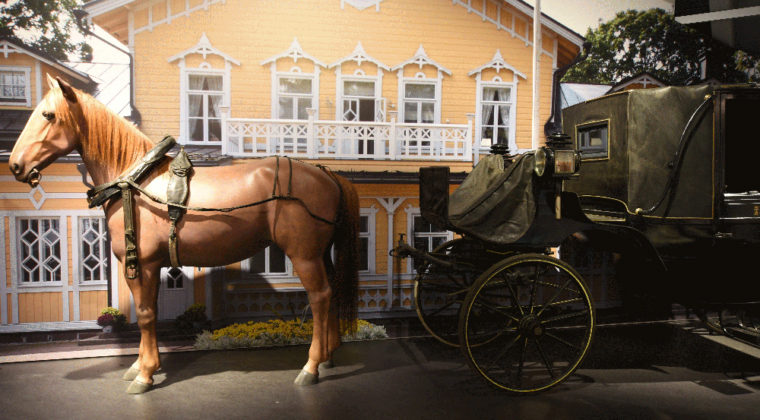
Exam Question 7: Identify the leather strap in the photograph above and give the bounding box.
[166,148,193,268]
[119,181,139,279]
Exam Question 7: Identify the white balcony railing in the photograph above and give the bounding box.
[221,109,474,162]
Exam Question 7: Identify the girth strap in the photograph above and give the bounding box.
[119,182,139,279]
[166,148,193,268]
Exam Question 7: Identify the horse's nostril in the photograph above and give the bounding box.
[10,162,19,174]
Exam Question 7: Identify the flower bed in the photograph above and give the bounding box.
[194,318,387,350]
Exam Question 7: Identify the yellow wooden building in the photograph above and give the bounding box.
[1,0,584,325]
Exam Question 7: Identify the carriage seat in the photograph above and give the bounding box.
[419,153,537,244]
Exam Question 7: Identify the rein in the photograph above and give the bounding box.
[86,136,339,279]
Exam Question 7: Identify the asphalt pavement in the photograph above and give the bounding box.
[1,320,760,420]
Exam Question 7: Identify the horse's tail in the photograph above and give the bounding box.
[327,172,360,331]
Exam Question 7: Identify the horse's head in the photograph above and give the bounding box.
[9,75,86,187]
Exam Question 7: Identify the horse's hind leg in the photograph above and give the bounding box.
[292,257,332,385]
[123,263,162,394]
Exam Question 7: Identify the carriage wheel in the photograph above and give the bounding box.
[414,238,506,347]
[458,253,595,393]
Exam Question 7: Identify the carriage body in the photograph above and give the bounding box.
[562,84,760,305]
[395,83,760,394]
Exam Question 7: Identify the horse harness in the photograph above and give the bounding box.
[86,136,341,280]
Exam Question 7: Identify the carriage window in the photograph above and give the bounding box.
[0,69,30,106]
[79,217,111,284]
[187,73,223,143]
[724,96,760,193]
[577,121,609,159]
[17,218,63,284]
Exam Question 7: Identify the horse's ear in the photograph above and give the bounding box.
[56,77,78,104]
[46,74,57,90]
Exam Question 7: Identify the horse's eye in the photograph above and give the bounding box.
[42,111,55,122]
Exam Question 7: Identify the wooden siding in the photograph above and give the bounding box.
[79,290,108,321]
[18,292,63,323]
[125,0,572,151]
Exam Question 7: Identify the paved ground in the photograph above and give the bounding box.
[1,320,760,420]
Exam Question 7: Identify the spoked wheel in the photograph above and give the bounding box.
[414,238,507,347]
[458,253,595,393]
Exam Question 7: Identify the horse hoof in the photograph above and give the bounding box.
[122,366,140,381]
[319,360,334,370]
[294,369,319,386]
[126,379,153,394]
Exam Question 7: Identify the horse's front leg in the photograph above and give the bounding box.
[124,262,162,394]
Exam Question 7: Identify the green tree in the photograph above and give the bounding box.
[0,0,92,62]
[564,8,758,85]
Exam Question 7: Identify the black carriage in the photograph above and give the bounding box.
[391,83,760,394]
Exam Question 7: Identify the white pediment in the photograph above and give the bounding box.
[468,50,526,79]
[329,42,389,71]
[167,33,240,65]
[261,38,327,68]
[391,45,451,76]
[341,0,383,11]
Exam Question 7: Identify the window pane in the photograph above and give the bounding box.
[405,83,435,99]
[344,81,374,97]
[297,98,311,120]
[188,95,203,118]
[207,95,222,118]
[404,102,418,123]
[278,97,294,119]
[359,238,368,271]
[483,87,510,102]
[421,102,435,123]
[359,216,368,233]
[279,77,312,94]
[269,245,286,273]
[189,75,223,91]
[208,119,221,142]
[250,251,266,273]
[189,117,204,142]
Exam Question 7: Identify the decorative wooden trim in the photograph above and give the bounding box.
[468,50,527,79]
[261,38,327,68]
[168,33,240,65]
[341,0,383,11]
[330,42,389,71]
[391,45,451,76]
[263,39,324,120]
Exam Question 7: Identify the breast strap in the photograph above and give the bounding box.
[87,136,177,279]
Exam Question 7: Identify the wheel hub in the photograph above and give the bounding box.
[518,314,544,337]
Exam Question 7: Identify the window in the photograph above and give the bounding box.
[0,68,30,106]
[278,76,313,120]
[577,121,609,159]
[187,73,224,143]
[245,245,290,276]
[411,214,451,270]
[79,217,111,284]
[18,218,62,284]
[480,86,513,148]
[403,82,436,124]
[343,80,380,122]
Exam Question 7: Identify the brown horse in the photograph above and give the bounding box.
[9,75,360,393]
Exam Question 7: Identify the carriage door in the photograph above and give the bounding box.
[158,267,194,320]
[720,91,760,220]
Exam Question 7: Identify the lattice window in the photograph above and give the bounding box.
[0,70,26,102]
[165,267,185,289]
[79,217,110,283]
[18,218,62,283]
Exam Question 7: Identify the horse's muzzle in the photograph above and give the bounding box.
[27,168,41,188]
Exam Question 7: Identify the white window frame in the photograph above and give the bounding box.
[14,216,66,287]
[0,66,31,107]
[337,73,384,122]
[359,207,378,274]
[405,208,453,273]
[399,76,441,124]
[179,67,230,145]
[75,216,110,286]
[274,71,316,120]
[476,79,517,152]
[241,245,294,279]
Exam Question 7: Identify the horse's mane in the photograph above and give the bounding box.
[50,85,154,176]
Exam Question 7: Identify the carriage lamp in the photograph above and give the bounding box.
[545,132,581,178]
[534,147,547,176]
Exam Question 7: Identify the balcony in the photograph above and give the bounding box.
[220,109,474,162]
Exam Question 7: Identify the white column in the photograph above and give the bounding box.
[531,0,541,150]
[306,107,316,158]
